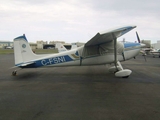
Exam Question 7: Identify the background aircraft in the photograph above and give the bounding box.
[71,43,77,49]
[136,31,152,55]
[150,49,160,58]
[55,43,68,53]
[12,25,144,78]
[55,43,77,53]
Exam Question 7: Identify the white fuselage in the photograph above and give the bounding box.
[24,42,141,68]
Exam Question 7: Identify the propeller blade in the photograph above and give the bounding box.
[136,31,141,43]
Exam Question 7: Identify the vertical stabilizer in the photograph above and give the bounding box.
[55,43,67,53]
[71,43,77,49]
[13,34,38,65]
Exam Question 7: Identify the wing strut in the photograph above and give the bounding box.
[112,33,118,71]
[111,33,132,78]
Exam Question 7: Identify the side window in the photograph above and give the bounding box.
[99,41,114,55]
[82,45,100,57]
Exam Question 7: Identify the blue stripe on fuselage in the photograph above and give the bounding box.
[19,55,73,68]
[123,42,140,48]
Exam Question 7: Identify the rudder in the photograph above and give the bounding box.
[13,34,37,65]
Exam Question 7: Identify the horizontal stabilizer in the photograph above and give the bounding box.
[16,62,35,67]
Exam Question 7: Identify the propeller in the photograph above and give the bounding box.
[136,31,141,43]
[136,31,147,62]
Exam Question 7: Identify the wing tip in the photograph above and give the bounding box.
[99,25,136,35]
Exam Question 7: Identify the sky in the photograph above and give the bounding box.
[0,0,160,43]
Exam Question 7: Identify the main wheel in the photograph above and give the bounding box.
[115,69,132,78]
[122,76,129,78]
[12,71,17,76]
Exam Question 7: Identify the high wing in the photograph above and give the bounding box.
[85,25,136,47]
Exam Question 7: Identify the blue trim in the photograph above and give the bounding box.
[124,42,140,48]
[14,34,28,41]
[113,26,136,35]
[121,27,133,36]
[115,26,133,31]
[75,51,79,56]
[16,55,74,68]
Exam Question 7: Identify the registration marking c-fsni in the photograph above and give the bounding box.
[41,56,66,66]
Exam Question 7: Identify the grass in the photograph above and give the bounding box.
[33,49,58,54]
[0,49,58,54]
[0,49,14,54]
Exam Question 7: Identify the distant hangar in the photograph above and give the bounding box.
[0,40,84,50]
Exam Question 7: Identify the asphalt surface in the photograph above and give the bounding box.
[0,54,160,120]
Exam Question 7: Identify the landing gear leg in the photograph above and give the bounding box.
[111,33,132,78]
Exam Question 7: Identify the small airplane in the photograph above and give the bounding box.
[55,43,68,53]
[5,46,13,49]
[150,49,160,58]
[12,25,145,78]
[136,31,152,55]
[55,43,78,53]
[71,43,78,49]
